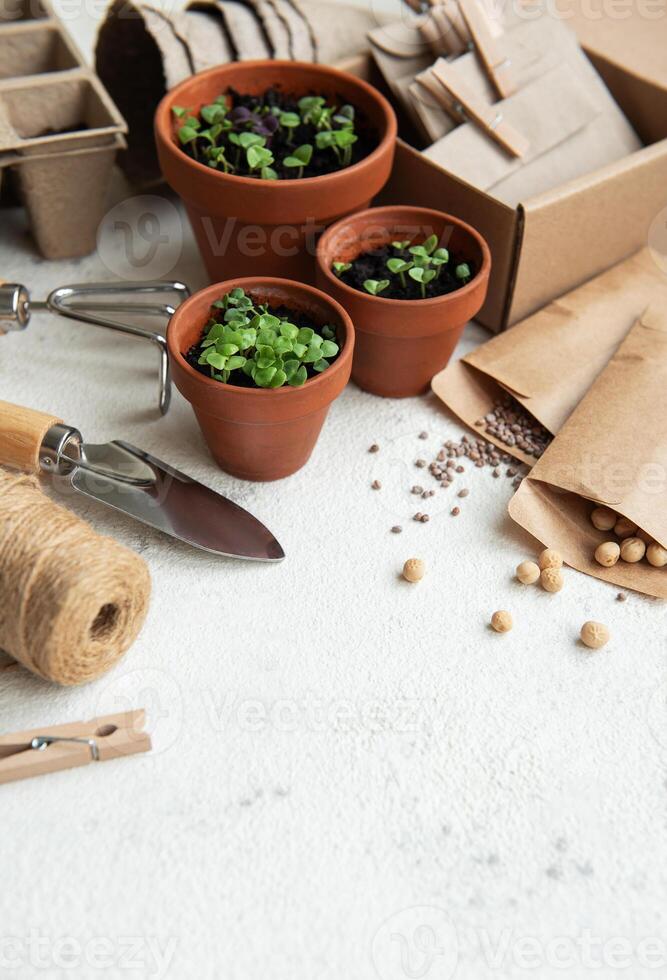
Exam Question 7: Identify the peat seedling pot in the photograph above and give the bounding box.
[155,60,397,284]
[167,277,354,481]
[316,206,491,398]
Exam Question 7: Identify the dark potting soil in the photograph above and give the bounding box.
[180,87,377,179]
[338,245,476,301]
[185,302,340,388]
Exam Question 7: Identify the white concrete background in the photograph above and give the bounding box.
[0,4,665,979]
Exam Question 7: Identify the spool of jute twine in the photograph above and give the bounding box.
[0,470,151,686]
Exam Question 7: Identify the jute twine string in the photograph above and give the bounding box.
[0,469,151,686]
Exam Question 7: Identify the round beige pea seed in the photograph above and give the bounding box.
[538,548,563,571]
[516,560,540,585]
[540,567,564,593]
[403,558,425,583]
[595,541,620,567]
[620,537,646,563]
[580,621,610,650]
[614,516,637,539]
[491,610,513,633]
[646,542,667,567]
[591,506,617,531]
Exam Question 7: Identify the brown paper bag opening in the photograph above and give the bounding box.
[432,248,667,468]
[509,307,667,598]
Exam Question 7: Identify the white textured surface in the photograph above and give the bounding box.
[0,5,666,979]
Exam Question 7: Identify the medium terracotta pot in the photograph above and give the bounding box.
[316,206,492,398]
[155,61,397,284]
[167,277,354,481]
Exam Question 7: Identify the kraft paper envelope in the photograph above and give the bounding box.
[368,22,433,119]
[412,14,562,144]
[509,309,667,598]
[421,13,641,204]
[423,61,641,203]
[431,249,667,467]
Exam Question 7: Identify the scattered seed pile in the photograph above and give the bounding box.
[368,429,530,532]
[475,396,552,459]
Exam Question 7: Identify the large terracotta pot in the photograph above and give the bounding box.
[316,206,492,398]
[155,61,397,284]
[167,277,354,481]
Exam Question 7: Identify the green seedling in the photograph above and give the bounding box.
[456,263,472,284]
[333,262,352,276]
[409,266,437,298]
[386,257,413,289]
[315,128,358,166]
[283,143,313,179]
[175,90,361,179]
[279,110,301,143]
[363,279,390,296]
[391,240,410,250]
[195,287,339,388]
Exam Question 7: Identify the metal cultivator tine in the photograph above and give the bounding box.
[45,281,190,415]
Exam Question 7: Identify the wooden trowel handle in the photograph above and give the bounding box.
[0,400,63,474]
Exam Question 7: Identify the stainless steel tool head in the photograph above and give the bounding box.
[66,440,285,562]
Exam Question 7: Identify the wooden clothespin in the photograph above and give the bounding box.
[427,60,529,157]
[0,710,151,785]
[458,0,516,98]
[420,3,468,57]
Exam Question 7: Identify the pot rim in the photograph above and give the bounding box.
[315,205,492,308]
[167,276,355,400]
[155,59,398,191]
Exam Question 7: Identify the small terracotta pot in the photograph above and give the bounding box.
[316,206,492,398]
[154,61,397,284]
[167,277,354,481]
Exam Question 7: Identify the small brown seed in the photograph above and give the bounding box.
[413,513,422,522]
[595,541,621,567]
[616,592,627,602]
[540,568,564,593]
[614,516,637,539]
[580,621,610,650]
[369,444,379,453]
[451,507,460,516]
[411,486,423,495]
[419,431,428,440]
[403,558,425,583]
[516,560,540,585]
[456,465,464,473]
[538,548,563,571]
[620,537,646,563]
[391,526,402,534]
[457,488,469,498]
[590,506,617,531]
[647,542,667,567]
[415,459,426,468]
[371,480,381,490]
[491,610,513,633]
[420,514,430,523]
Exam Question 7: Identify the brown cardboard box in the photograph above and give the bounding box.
[339,45,667,333]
